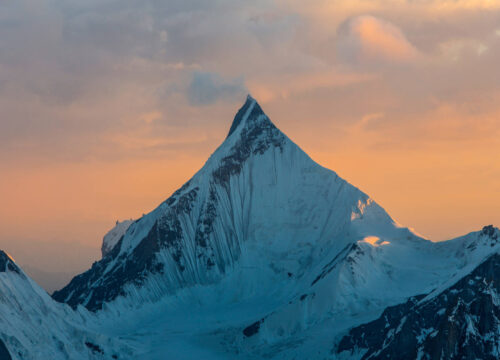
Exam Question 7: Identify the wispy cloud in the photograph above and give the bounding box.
[187,72,247,106]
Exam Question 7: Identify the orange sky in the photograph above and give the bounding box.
[0,0,499,276]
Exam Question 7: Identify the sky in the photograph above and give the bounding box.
[1,0,500,287]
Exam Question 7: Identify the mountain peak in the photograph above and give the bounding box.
[0,250,20,274]
[226,94,266,139]
[480,224,499,239]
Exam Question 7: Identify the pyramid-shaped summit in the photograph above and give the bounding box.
[213,95,287,185]
[227,95,267,138]
[54,95,386,312]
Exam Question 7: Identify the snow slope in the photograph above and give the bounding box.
[0,250,132,360]
[337,228,500,360]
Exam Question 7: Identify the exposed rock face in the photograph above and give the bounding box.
[337,244,500,360]
[101,220,134,258]
[0,339,12,360]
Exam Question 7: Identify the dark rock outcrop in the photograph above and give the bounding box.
[0,339,12,360]
[337,252,500,360]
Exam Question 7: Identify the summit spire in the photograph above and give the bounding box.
[226,94,266,139]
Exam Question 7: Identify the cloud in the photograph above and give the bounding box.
[187,71,247,106]
[0,1,498,159]
[337,15,419,65]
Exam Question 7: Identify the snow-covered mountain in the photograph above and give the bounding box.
[101,220,134,258]
[53,95,427,315]
[337,226,500,360]
[1,95,499,358]
[0,251,132,360]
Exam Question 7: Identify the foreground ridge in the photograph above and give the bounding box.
[337,227,500,360]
